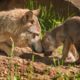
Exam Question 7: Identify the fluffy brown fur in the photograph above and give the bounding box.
[0,8,41,56]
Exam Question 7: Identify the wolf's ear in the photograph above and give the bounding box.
[25,11,33,20]
[21,11,33,24]
[32,9,40,16]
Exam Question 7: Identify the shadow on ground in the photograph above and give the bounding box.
[0,50,79,66]
[20,52,54,65]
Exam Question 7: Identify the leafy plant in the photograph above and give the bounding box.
[26,55,35,80]
[7,37,20,80]
[7,0,77,79]
[25,0,64,36]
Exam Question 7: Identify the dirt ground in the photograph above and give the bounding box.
[0,48,80,80]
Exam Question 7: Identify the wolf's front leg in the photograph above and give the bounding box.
[0,42,12,56]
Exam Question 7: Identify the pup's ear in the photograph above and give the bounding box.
[46,31,50,35]
[32,9,40,16]
[21,10,33,24]
[42,31,49,37]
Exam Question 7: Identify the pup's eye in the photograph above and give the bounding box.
[47,37,50,41]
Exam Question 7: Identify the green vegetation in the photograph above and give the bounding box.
[26,0,64,35]
[25,1,80,80]
[6,0,79,80]
[7,37,20,80]
[52,72,80,80]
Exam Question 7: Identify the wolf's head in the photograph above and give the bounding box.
[20,9,41,34]
[17,9,43,52]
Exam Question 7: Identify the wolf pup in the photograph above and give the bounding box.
[42,16,80,62]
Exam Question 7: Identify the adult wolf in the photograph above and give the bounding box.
[0,8,42,56]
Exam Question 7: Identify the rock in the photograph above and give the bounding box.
[0,0,80,17]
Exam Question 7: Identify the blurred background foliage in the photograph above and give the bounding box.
[25,0,75,35]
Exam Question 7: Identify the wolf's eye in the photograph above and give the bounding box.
[32,33,36,38]
[31,20,34,24]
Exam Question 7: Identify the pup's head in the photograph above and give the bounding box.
[42,32,57,56]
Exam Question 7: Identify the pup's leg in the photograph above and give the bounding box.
[70,44,79,60]
[74,46,80,64]
[62,38,71,61]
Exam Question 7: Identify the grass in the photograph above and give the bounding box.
[7,37,35,80]
[6,0,80,80]
[7,37,21,80]
[25,0,80,80]
[26,55,35,80]
[26,0,64,36]
[52,72,80,80]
